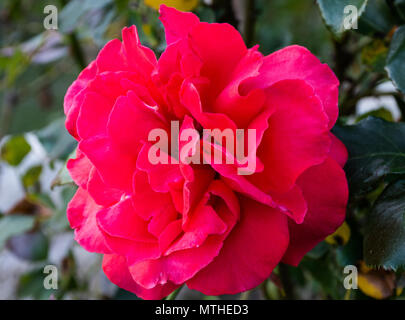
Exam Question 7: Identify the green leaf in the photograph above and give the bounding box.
[7,231,48,261]
[356,107,394,122]
[395,0,405,21]
[0,215,35,249]
[36,118,75,160]
[60,0,113,33]
[358,0,397,35]
[333,117,405,195]
[18,267,57,299]
[361,39,389,73]
[336,221,363,267]
[316,0,368,35]
[0,135,31,166]
[364,179,405,269]
[306,241,329,259]
[394,94,405,120]
[22,165,42,188]
[386,25,405,94]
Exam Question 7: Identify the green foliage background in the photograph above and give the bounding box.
[1,0,405,300]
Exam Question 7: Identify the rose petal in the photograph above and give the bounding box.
[282,157,348,266]
[329,133,348,167]
[187,196,289,295]
[67,149,93,189]
[97,197,156,243]
[67,188,111,254]
[159,5,200,46]
[79,135,136,193]
[103,254,178,300]
[242,45,339,129]
[249,79,331,193]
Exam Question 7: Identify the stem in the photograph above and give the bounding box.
[68,32,87,70]
[239,290,251,300]
[0,90,18,139]
[340,73,390,116]
[243,0,256,47]
[59,0,86,70]
[166,287,182,300]
[278,263,295,300]
[260,280,271,300]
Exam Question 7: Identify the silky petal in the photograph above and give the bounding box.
[250,79,331,193]
[329,133,348,167]
[67,188,111,254]
[79,136,136,193]
[270,184,308,224]
[213,48,265,128]
[76,92,113,139]
[180,80,237,131]
[103,254,178,300]
[282,157,348,266]
[107,92,167,157]
[242,45,339,129]
[188,22,247,105]
[66,149,93,189]
[136,143,183,193]
[87,167,123,206]
[159,5,200,45]
[64,60,97,115]
[187,196,289,295]
[97,197,156,243]
[96,26,156,76]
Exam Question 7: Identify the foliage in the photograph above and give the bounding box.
[1,0,405,300]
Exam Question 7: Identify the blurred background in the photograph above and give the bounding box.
[1,0,405,300]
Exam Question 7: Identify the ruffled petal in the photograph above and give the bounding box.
[213,47,265,128]
[103,254,178,300]
[249,79,331,193]
[96,26,156,76]
[329,133,348,167]
[188,22,247,105]
[97,197,156,243]
[159,5,200,46]
[187,196,289,295]
[282,157,348,266]
[79,135,136,193]
[242,45,339,129]
[128,180,239,288]
[67,188,111,254]
[64,60,97,115]
[87,167,123,206]
[66,149,93,189]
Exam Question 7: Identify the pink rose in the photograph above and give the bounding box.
[64,5,348,299]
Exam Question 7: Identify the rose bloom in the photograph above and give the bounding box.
[64,5,348,299]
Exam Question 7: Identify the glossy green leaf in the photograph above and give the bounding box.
[358,0,397,35]
[0,135,31,166]
[364,180,405,269]
[395,0,405,21]
[333,117,405,195]
[386,25,405,94]
[22,165,42,188]
[316,0,368,35]
[356,107,394,122]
